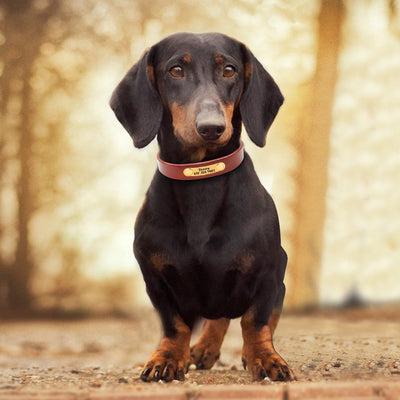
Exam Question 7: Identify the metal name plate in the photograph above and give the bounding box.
[183,162,226,177]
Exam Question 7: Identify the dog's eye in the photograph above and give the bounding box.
[223,65,236,78]
[169,66,184,78]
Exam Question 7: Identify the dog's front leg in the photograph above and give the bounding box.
[140,315,191,382]
[135,246,192,382]
[241,306,295,382]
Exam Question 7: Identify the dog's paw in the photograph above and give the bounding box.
[242,346,295,382]
[190,343,220,370]
[140,350,190,382]
[141,317,191,382]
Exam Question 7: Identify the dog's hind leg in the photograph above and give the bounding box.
[190,318,230,370]
[269,247,288,335]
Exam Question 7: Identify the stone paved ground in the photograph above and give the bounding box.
[0,381,400,400]
[0,306,399,399]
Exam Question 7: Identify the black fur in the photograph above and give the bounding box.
[110,32,292,382]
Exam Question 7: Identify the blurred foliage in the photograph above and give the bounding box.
[0,0,399,315]
[3,0,307,313]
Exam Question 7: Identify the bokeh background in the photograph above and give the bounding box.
[1,0,399,316]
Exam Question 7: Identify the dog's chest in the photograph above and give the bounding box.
[173,179,227,250]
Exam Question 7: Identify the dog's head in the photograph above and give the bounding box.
[110,32,283,160]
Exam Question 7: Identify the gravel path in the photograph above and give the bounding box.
[0,306,399,393]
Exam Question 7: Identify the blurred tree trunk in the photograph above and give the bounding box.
[389,0,400,36]
[0,0,59,311]
[8,46,36,310]
[286,0,344,309]
[0,5,11,311]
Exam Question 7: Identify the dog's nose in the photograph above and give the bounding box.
[195,103,225,140]
[196,117,226,140]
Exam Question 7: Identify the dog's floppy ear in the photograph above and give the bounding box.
[110,47,162,148]
[239,46,284,147]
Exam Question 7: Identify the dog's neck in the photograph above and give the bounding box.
[158,133,241,160]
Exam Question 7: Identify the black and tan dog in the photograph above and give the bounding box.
[110,32,295,382]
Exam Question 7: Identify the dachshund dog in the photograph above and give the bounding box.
[110,32,295,382]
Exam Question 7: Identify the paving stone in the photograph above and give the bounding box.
[196,384,285,399]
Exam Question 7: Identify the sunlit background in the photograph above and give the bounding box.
[1,0,399,315]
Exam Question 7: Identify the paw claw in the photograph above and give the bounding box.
[140,367,152,382]
[161,364,174,382]
[277,369,286,381]
[259,368,267,380]
[153,365,162,381]
[176,368,185,381]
